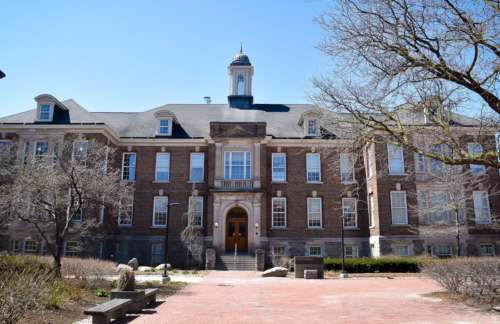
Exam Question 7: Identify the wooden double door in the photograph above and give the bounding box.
[225,207,248,253]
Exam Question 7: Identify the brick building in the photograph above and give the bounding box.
[1,51,499,267]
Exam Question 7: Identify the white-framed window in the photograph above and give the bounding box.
[271,197,287,228]
[155,152,170,182]
[306,153,321,182]
[121,152,136,181]
[34,140,49,159]
[151,242,163,264]
[152,196,168,227]
[271,153,286,182]
[118,197,134,226]
[64,241,79,257]
[429,144,444,174]
[387,144,405,175]
[340,153,355,183]
[73,207,84,222]
[188,196,203,227]
[11,240,21,253]
[434,245,452,257]
[0,140,11,156]
[468,143,486,175]
[473,191,491,224]
[415,144,426,173]
[72,140,88,163]
[37,103,53,121]
[393,245,410,257]
[22,141,31,165]
[158,119,172,136]
[308,246,322,256]
[390,191,408,225]
[368,193,376,227]
[342,198,357,228]
[344,245,359,258]
[479,243,495,256]
[24,240,38,254]
[189,152,204,182]
[306,119,318,136]
[224,151,251,180]
[98,206,105,224]
[307,197,322,228]
[272,246,286,264]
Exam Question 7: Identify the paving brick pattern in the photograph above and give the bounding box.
[131,271,499,324]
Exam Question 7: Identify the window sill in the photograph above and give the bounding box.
[118,224,132,227]
[306,227,325,230]
[151,225,167,229]
[391,224,409,227]
[306,181,323,184]
[341,181,357,185]
[187,181,205,184]
[152,180,170,184]
[121,180,136,183]
[271,181,287,184]
[343,227,360,230]
[388,173,407,176]
[271,227,288,230]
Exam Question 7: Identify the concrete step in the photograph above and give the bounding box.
[216,254,257,271]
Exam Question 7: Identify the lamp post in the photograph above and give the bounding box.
[162,202,180,284]
[339,213,348,278]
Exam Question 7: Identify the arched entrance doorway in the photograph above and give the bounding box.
[225,206,248,253]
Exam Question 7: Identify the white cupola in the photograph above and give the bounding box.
[228,46,254,108]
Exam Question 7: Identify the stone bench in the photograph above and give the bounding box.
[84,298,131,324]
[144,288,159,305]
[294,256,324,279]
[304,269,318,279]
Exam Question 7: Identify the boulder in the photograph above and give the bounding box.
[137,266,154,272]
[261,266,288,278]
[127,258,139,270]
[154,263,171,271]
[116,264,133,272]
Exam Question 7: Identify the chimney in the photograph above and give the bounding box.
[203,96,212,104]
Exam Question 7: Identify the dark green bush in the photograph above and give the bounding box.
[323,257,423,273]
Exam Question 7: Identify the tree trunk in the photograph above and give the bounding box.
[455,210,461,257]
[52,238,64,278]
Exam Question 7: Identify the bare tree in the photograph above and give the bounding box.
[0,138,132,276]
[408,165,500,256]
[314,0,500,169]
[180,189,204,268]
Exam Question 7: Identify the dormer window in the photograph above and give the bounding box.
[306,119,318,137]
[37,103,54,122]
[158,119,172,136]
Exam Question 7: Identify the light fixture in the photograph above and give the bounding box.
[255,223,259,229]
[214,222,219,228]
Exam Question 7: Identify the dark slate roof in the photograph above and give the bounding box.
[230,53,251,66]
[0,100,330,138]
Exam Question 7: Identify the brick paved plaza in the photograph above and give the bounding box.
[131,271,499,324]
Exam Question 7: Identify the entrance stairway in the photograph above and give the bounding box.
[215,253,257,271]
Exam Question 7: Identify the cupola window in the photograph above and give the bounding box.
[236,74,245,95]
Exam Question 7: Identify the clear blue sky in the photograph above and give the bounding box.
[0,0,332,117]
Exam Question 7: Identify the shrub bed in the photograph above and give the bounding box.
[323,257,423,273]
[424,257,500,306]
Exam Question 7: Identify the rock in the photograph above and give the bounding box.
[261,266,288,277]
[116,264,133,272]
[154,263,171,271]
[138,266,154,272]
[127,258,139,270]
[304,269,318,279]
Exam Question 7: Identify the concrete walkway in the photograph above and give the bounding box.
[130,271,499,324]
